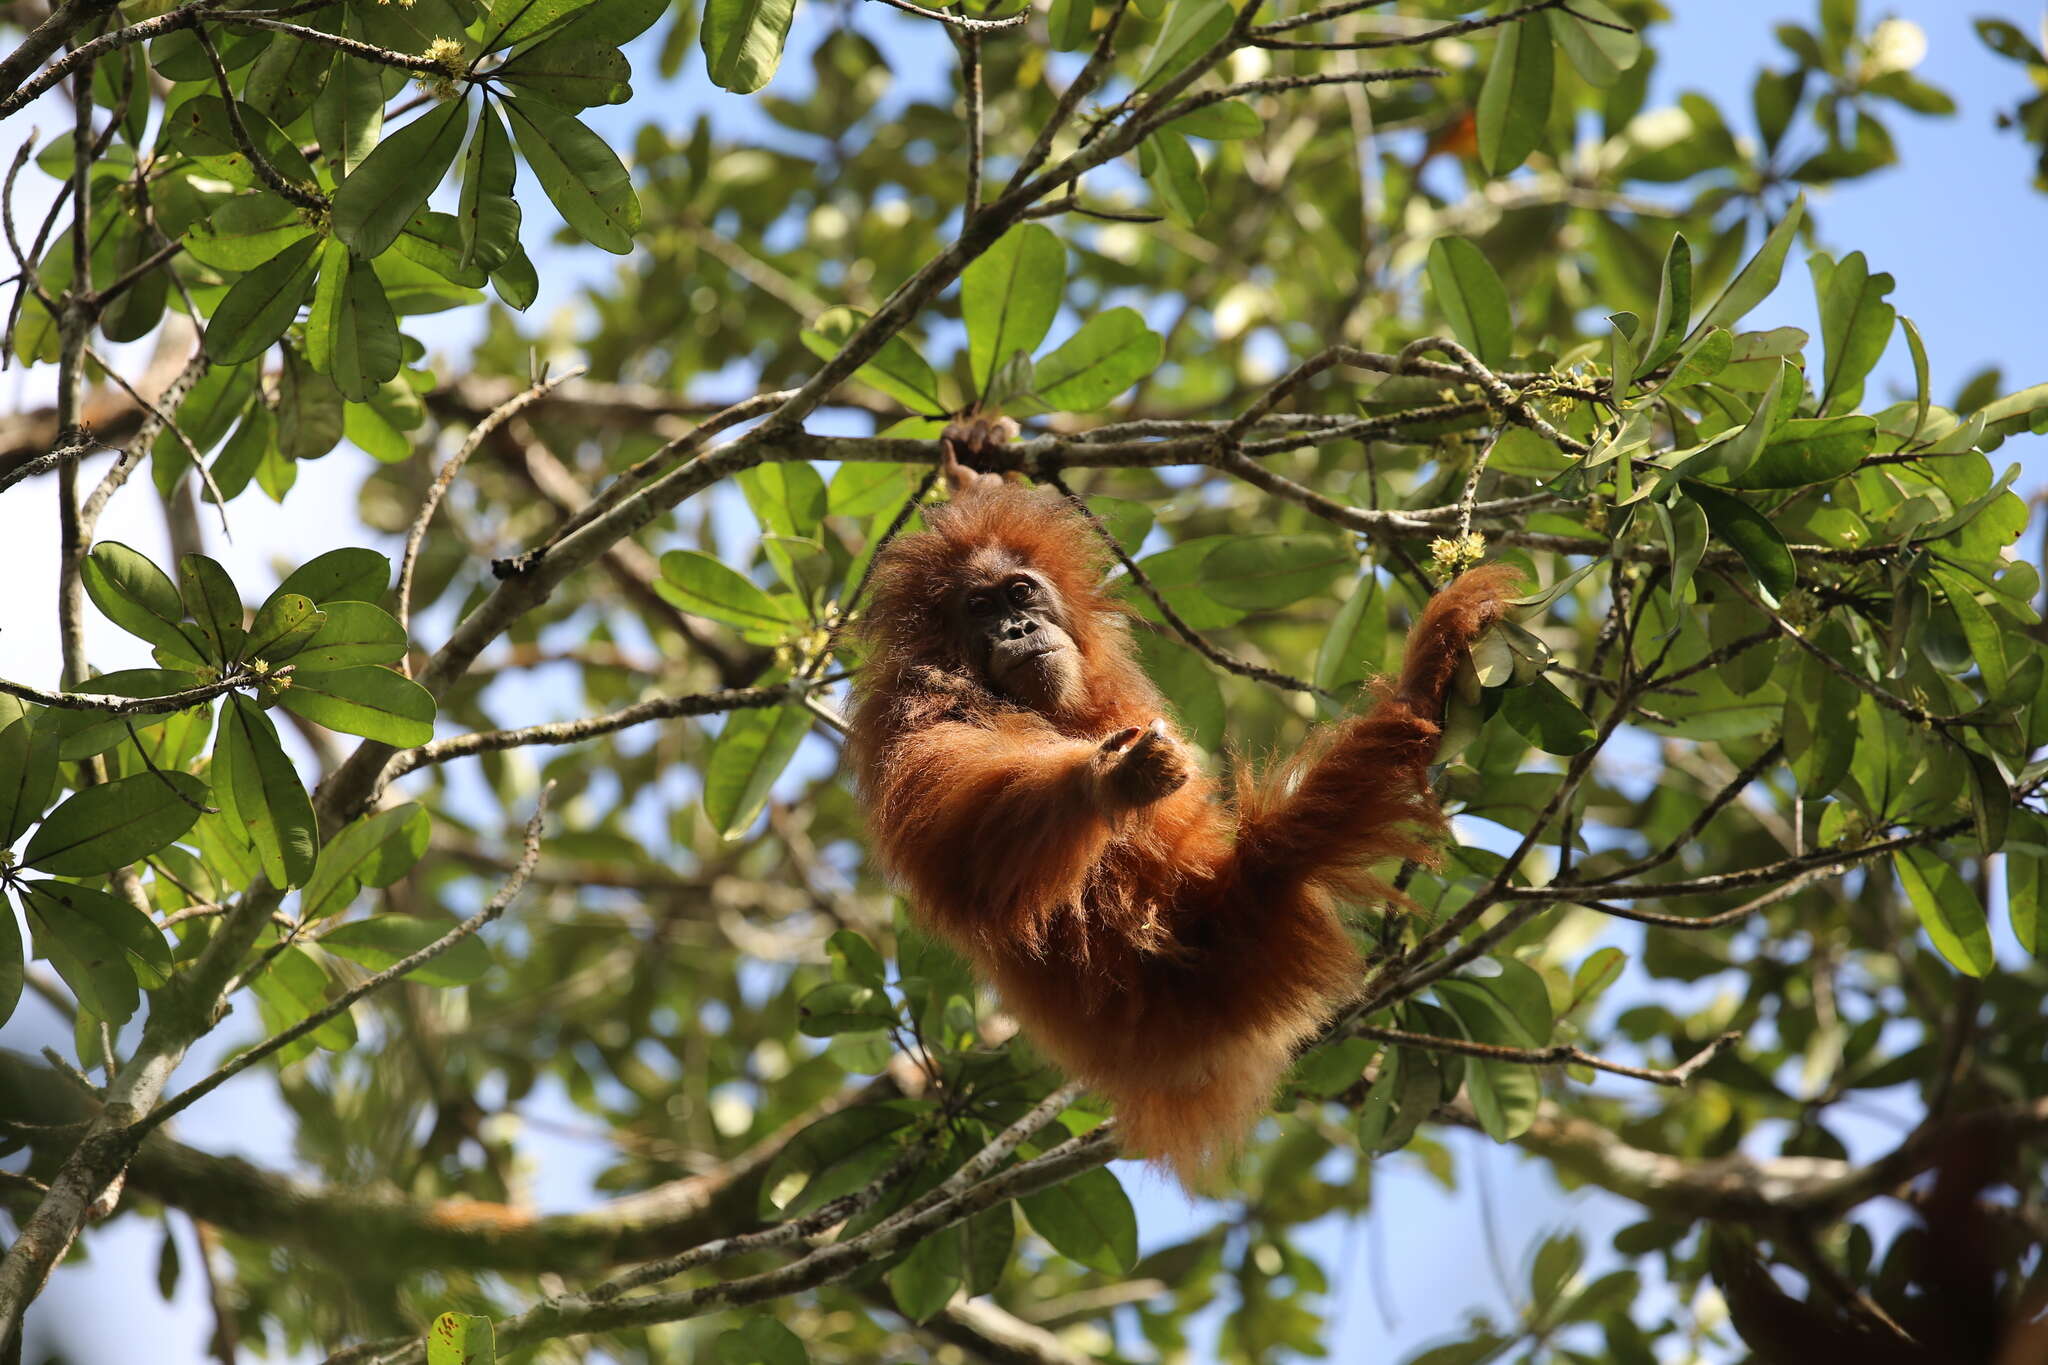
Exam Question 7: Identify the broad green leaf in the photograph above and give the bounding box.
[0,716,59,844]
[484,0,586,50]
[717,1317,807,1365]
[313,48,384,177]
[2008,814,2046,956]
[205,234,322,365]
[799,306,945,414]
[0,888,20,1027]
[1426,237,1512,368]
[501,94,639,253]
[1316,573,1387,694]
[700,0,797,94]
[1683,481,1796,602]
[703,703,811,838]
[1133,631,1225,752]
[244,592,325,663]
[331,99,470,259]
[1122,536,1247,630]
[278,667,436,746]
[738,461,828,541]
[1137,0,1234,90]
[459,99,522,273]
[497,38,631,107]
[961,224,1064,395]
[1032,308,1162,410]
[23,878,171,986]
[492,240,540,309]
[826,462,912,518]
[249,942,356,1058]
[1784,623,1857,797]
[1730,415,1875,488]
[276,548,392,607]
[1893,847,1994,977]
[214,695,319,888]
[300,802,431,920]
[22,883,139,1022]
[1498,675,1595,754]
[1019,1166,1138,1274]
[1199,534,1348,610]
[1813,249,1895,414]
[1688,196,1804,343]
[889,1228,962,1323]
[426,1312,496,1365]
[307,240,402,400]
[1546,0,1640,87]
[23,771,206,877]
[321,914,491,986]
[182,193,311,272]
[758,1103,917,1216]
[1476,17,1553,174]
[962,1204,1015,1296]
[178,554,246,662]
[1436,979,1541,1140]
[1169,99,1263,139]
[1963,747,2011,856]
[657,550,801,632]
[1138,128,1206,226]
[277,343,346,461]
[293,601,408,670]
[83,541,204,662]
[1932,565,2011,696]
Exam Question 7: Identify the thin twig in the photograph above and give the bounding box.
[1360,1024,1741,1086]
[192,28,325,211]
[0,669,255,714]
[862,0,1030,29]
[397,366,584,640]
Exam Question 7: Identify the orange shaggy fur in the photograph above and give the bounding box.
[849,479,1520,1186]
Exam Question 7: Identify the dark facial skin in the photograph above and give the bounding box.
[957,565,1084,713]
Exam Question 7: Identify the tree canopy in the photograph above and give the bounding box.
[1,1,2046,1362]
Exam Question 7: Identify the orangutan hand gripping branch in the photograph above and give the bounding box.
[848,447,1521,1186]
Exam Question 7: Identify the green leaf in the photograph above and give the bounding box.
[1784,623,1857,798]
[22,883,138,1023]
[1426,237,1512,368]
[1032,308,1162,410]
[458,100,523,274]
[23,878,172,987]
[244,592,325,663]
[498,38,632,107]
[799,306,945,414]
[1688,196,1804,343]
[277,343,346,461]
[182,193,311,273]
[332,99,470,259]
[1138,128,1206,227]
[1199,534,1348,610]
[703,703,810,838]
[657,551,800,633]
[827,461,913,518]
[700,0,797,93]
[1683,481,1796,603]
[1730,415,1875,489]
[1169,99,1263,140]
[962,1204,1015,1296]
[213,695,319,888]
[484,0,586,50]
[426,1311,496,1365]
[276,548,392,607]
[491,240,540,310]
[717,1319,807,1365]
[738,462,828,541]
[1019,1165,1138,1273]
[961,224,1064,396]
[1316,573,1387,693]
[205,234,322,365]
[24,771,206,877]
[1813,249,1895,413]
[501,94,639,253]
[0,886,20,1028]
[83,541,204,662]
[300,803,431,920]
[0,715,59,845]
[1545,0,1640,87]
[1498,675,1595,755]
[321,914,491,986]
[293,601,408,670]
[307,240,402,401]
[1137,0,1234,90]
[2008,813,2046,956]
[1476,16,1554,175]
[178,554,246,663]
[278,666,436,745]
[1435,980,1541,1141]
[314,48,385,178]
[1931,565,2012,697]
[1963,747,2011,856]
[888,1226,963,1323]
[1893,847,1994,977]
[249,942,355,1058]
[759,1104,917,1216]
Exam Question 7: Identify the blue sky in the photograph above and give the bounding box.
[5,3,2047,1362]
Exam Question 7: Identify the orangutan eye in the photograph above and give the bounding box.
[966,592,995,616]
[1006,579,1034,605]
